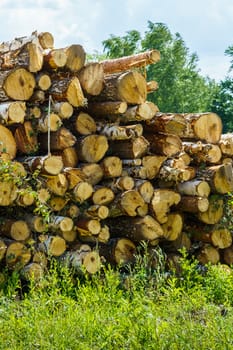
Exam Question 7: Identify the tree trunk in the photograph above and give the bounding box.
[43,48,67,69]
[76,134,108,163]
[183,141,222,164]
[144,133,182,157]
[197,195,224,224]
[14,121,38,154]
[198,163,233,194]
[92,71,147,104]
[0,101,26,124]
[38,235,66,257]
[196,244,220,264]
[161,212,183,241]
[39,127,77,151]
[92,186,115,205]
[0,218,30,241]
[150,189,181,224]
[48,75,86,107]
[175,196,209,213]
[120,101,159,123]
[101,49,160,74]
[108,136,149,159]
[64,44,86,72]
[74,112,97,135]
[0,68,35,101]
[87,101,127,117]
[176,179,211,197]
[78,62,104,95]
[108,190,145,217]
[100,156,122,178]
[0,124,17,159]
[97,123,143,140]
[99,238,136,265]
[23,154,64,175]
[5,241,31,269]
[106,215,163,242]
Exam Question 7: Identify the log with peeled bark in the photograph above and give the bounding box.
[198,163,233,194]
[64,44,86,72]
[175,195,209,213]
[0,101,26,124]
[87,101,128,117]
[183,141,222,164]
[14,120,38,154]
[196,244,220,264]
[100,156,122,178]
[0,218,31,241]
[150,189,181,224]
[106,215,164,242]
[74,112,97,135]
[39,127,77,151]
[48,75,86,107]
[76,134,108,163]
[0,68,36,101]
[197,195,224,224]
[0,124,17,159]
[161,212,183,241]
[5,240,31,269]
[43,48,67,70]
[38,235,66,257]
[101,49,160,74]
[97,123,143,140]
[108,136,149,159]
[92,71,147,104]
[77,62,104,95]
[187,223,232,249]
[176,179,211,198]
[0,36,43,72]
[144,133,182,157]
[108,189,146,217]
[99,238,136,265]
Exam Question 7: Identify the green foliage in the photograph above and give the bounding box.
[102,21,218,113]
[211,77,233,132]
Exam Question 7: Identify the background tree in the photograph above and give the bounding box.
[211,47,233,132]
[102,21,218,113]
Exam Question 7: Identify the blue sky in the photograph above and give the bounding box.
[1,0,233,81]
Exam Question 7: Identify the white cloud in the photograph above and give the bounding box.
[0,0,232,80]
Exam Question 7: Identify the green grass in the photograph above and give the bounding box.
[0,249,233,349]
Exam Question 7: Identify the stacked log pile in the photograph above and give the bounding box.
[0,30,232,280]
